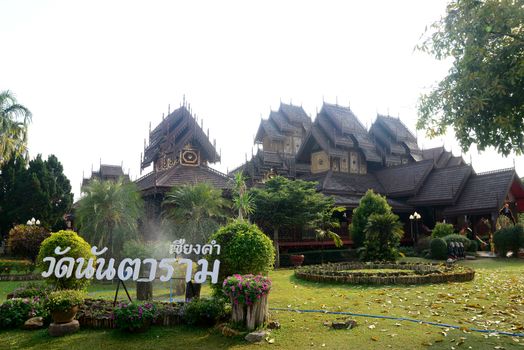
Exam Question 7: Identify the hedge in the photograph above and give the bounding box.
[295,262,475,285]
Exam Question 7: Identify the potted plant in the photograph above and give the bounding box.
[223,274,271,330]
[113,301,156,333]
[45,290,85,324]
[290,254,305,267]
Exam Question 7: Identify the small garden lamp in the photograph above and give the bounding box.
[410,212,422,243]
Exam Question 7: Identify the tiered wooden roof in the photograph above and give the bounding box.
[137,104,230,194]
[421,146,466,168]
[136,164,231,195]
[296,103,381,163]
[254,103,311,144]
[370,115,423,165]
[81,164,129,189]
[142,106,219,169]
[442,169,524,216]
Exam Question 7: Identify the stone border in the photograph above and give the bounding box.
[295,262,475,285]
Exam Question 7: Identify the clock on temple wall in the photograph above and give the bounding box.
[180,148,200,166]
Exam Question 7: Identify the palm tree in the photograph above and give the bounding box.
[232,171,254,221]
[162,182,229,244]
[76,178,144,257]
[0,91,32,166]
[362,212,404,261]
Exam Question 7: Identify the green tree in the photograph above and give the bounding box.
[162,182,229,244]
[361,212,404,261]
[0,155,73,235]
[350,189,391,248]
[251,176,337,267]
[417,0,524,155]
[76,178,144,256]
[0,91,32,166]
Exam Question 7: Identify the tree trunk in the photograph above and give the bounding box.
[136,281,153,301]
[273,227,280,268]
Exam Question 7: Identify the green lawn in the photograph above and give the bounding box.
[1,258,524,349]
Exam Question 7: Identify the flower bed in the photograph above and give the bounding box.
[76,299,184,329]
[295,262,475,285]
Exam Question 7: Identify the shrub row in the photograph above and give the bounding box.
[280,249,358,266]
[0,259,34,275]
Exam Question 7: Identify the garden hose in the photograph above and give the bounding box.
[269,307,524,338]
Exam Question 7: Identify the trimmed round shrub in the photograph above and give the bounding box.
[467,240,479,252]
[182,297,228,327]
[37,230,94,290]
[7,224,50,263]
[442,234,472,250]
[0,298,47,328]
[493,225,523,256]
[207,220,275,287]
[430,237,448,260]
[415,236,432,255]
[431,222,455,238]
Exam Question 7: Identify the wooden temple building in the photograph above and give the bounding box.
[135,104,230,238]
[232,101,524,248]
[129,99,524,248]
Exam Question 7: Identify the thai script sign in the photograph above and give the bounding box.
[41,239,221,284]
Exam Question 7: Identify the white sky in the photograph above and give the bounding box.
[2,0,523,200]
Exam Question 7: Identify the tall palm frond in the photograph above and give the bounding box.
[232,171,255,221]
[0,91,32,166]
[76,178,144,256]
[162,182,229,244]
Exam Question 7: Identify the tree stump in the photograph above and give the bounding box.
[136,281,153,301]
[231,294,268,330]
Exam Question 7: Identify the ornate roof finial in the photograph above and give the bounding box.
[207,128,209,139]
[183,94,186,107]
[168,104,170,115]
[149,121,151,134]
[336,96,338,106]
[162,113,165,120]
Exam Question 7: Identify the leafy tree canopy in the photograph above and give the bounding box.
[417,0,524,155]
[0,155,73,236]
[251,176,337,267]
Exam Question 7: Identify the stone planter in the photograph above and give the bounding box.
[518,250,524,259]
[231,294,268,331]
[51,306,79,324]
[290,254,305,267]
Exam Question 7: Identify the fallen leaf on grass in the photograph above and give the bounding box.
[371,336,378,341]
